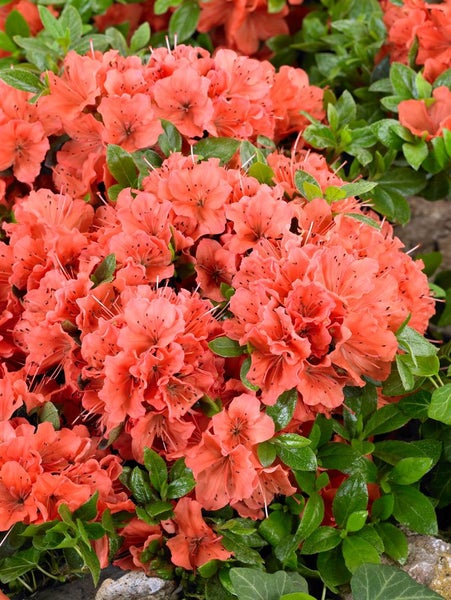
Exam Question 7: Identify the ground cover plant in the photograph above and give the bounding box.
[0,1,450,599]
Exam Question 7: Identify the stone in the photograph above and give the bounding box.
[95,572,178,600]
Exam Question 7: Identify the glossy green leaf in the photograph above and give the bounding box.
[106,144,137,187]
[342,534,380,572]
[90,254,116,287]
[208,336,246,357]
[144,447,168,495]
[0,68,44,94]
[301,527,342,555]
[374,522,408,563]
[194,137,240,164]
[332,473,368,528]
[388,457,434,485]
[158,119,182,155]
[428,384,451,425]
[169,0,200,43]
[266,389,298,431]
[392,485,438,535]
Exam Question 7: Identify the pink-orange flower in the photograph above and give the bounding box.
[166,497,232,570]
[398,86,451,140]
[0,120,49,183]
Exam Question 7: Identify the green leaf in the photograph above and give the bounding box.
[6,9,30,38]
[362,404,410,438]
[371,494,394,521]
[38,5,65,38]
[303,123,336,148]
[169,0,200,42]
[351,563,443,599]
[154,0,183,14]
[129,467,154,504]
[317,546,351,589]
[248,162,275,185]
[266,389,298,431]
[143,447,168,495]
[373,167,426,196]
[392,485,438,535]
[373,439,441,467]
[229,568,308,600]
[158,119,182,156]
[240,356,260,392]
[90,254,116,287]
[346,510,368,533]
[389,63,416,98]
[0,31,17,52]
[220,533,265,566]
[388,457,434,485]
[332,473,368,529]
[208,336,246,357]
[0,68,44,94]
[341,180,377,197]
[277,446,317,471]
[167,459,195,498]
[257,441,277,467]
[37,401,60,429]
[318,443,377,479]
[342,534,380,572]
[106,144,138,187]
[301,527,342,555]
[294,170,321,196]
[130,22,151,52]
[369,186,411,225]
[402,141,429,170]
[72,492,99,522]
[275,493,324,562]
[374,522,408,563]
[0,547,41,583]
[193,137,240,164]
[258,511,292,546]
[427,384,451,425]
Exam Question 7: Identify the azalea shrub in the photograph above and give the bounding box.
[0,1,450,600]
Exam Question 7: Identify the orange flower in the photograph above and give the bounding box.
[98,93,162,152]
[152,67,214,138]
[211,393,275,452]
[0,120,49,184]
[186,432,258,510]
[0,461,38,529]
[166,497,232,570]
[398,86,451,140]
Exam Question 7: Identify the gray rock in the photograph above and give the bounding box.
[95,572,178,600]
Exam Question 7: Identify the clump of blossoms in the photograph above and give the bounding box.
[0,40,437,595]
[379,0,451,82]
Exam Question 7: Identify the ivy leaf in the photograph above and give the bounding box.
[351,563,443,599]
[0,547,41,583]
[229,568,308,600]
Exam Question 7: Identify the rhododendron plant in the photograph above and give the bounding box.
[0,2,449,599]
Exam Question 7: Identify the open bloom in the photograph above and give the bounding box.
[166,497,232,570]
[398,86,451,140]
